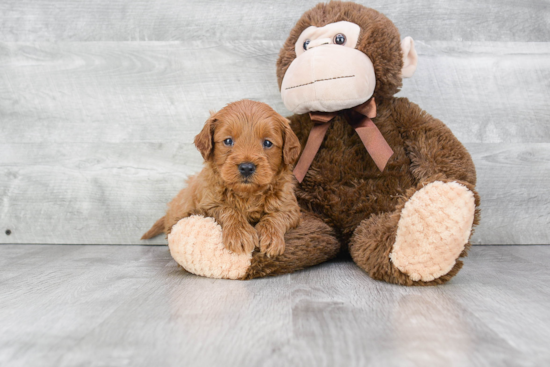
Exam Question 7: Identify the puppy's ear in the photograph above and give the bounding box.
[194,114,217,160]
[281,118,301,165]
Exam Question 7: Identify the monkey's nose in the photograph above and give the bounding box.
[306,38,332,50]
[238,162,256,177]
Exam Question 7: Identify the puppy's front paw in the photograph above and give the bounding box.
[222,223,258,255]
[256,222,286,257]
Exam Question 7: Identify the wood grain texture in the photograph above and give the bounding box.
[401,41,550,144]
[1,41,549,145]
[0,245,549,366]
[469,143,550,245]
[1,142,549,245]
[1,40,549,245]
[0,41,284,144]
[0,0,548,42]
[0,143,200,245]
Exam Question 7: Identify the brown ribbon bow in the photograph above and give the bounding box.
[293,98,394,183]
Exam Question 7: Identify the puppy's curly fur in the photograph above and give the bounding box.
[142,100,302,257]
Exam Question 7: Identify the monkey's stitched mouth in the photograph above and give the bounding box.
[285,75,355,90]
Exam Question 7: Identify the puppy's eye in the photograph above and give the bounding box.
[223,138,233,147]
[334,34,346,45]
[303,39,310,50]
[263,140,273,149]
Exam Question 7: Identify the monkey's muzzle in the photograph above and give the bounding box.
[281,45,376,114]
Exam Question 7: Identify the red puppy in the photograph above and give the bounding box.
[142,100,302,257]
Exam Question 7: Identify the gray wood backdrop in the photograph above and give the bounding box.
[1,0,549,245]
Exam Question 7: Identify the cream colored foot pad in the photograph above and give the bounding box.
[168,216,252,280]
[390,181,476,282]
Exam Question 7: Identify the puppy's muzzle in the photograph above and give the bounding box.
[238,162,256,178]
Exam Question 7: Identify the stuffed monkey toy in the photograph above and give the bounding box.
[155,1,480,285]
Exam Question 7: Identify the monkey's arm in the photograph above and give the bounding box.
[391,97,476,186]
[287,113,314,148]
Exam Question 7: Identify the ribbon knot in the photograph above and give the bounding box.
[293,98,394,183]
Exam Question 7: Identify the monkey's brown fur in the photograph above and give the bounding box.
[142,100,302,257]
[242,2,480,285]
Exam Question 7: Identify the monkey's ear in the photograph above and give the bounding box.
[194,115,217,160]
[401,37,418,78]
[281,118,301,165]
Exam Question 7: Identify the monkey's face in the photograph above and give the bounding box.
[281,21,376,114]
[277,3,419,115]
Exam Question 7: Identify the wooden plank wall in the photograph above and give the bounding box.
[1,0,549,245]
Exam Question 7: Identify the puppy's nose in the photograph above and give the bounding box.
[238,162,256,177]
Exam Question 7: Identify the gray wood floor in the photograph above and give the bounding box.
[1,244,549,367]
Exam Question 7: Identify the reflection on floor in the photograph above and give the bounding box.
[0,245,549,366]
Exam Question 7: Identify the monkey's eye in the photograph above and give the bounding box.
[263,140,273,149]
[303,39,310,50]
[334,34,346,45]
[223,138,233,147]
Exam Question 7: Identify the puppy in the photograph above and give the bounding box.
[141,100,302,257]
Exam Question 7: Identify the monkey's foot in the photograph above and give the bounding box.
[168,213,340,280]
[168,216,252,280]
[389,181,476,282]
